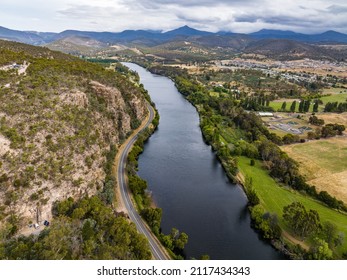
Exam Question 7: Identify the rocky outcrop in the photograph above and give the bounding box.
[0,41,147,234]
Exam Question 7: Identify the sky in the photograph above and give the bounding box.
[1,0,347,34]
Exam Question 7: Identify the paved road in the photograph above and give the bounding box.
[117,103,169,260]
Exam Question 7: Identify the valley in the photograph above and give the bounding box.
[1,22,347,260]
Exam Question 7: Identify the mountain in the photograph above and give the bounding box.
[249,29,309,41]
[0,26,47,45]
[244,39,341,60]
[191,34,254,49]
[249,29,347,43]
[163,25,212,37]
[1,25,347,59]
[310,30,347,43]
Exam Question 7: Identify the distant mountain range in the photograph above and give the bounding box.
[1,25,347,61]
[1,25,347,46]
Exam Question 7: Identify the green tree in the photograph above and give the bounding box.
[309,237,333,260]
[290,100,296,112]
[283,202,321,239]
[281,101,287,111]
[174,232,188,250]
[313,101,319,112]
[128,175,147,195]
[141,208,162,235]
[322,221,344,249]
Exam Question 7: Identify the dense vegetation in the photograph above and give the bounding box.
[0,41,150,259]
[0,196,151,259]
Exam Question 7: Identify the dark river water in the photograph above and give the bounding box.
[123,63,283,260]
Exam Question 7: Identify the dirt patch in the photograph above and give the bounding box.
[282,231,309,251]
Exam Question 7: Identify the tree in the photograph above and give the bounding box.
[313,101,319,112]
[290,100,297,112]
[303,100,311,113]
[174,232,188,250]
[322,221,344,249]
[283,202,321,239]
[281,101,287,111]
[309,115,324,126]
[309,238,333,260]
[141,208,162,235]
[321,125,337,138]
[298,100,304,113]
[128,175,147,195]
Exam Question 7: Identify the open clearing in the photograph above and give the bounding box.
[281,137,347,203]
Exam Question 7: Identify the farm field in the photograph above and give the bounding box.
[317,112,347,127]
[238,156,347,254]
[281,137,347,203]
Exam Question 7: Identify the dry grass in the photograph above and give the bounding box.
[282,137,347,203]
[317,112,347,127]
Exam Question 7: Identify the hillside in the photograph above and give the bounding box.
[0,40,150,258]
[2,25,347,61]
[46,36,107,55]
[244,39,344,60]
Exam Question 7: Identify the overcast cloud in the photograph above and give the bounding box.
[1,0,347,34]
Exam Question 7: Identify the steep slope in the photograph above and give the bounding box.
[0,40,147,238]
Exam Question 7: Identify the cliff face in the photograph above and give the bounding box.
[0,41,147,233]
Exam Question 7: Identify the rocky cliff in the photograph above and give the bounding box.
[0,40,147,234]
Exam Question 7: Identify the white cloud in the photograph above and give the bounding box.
[0,0,347,33]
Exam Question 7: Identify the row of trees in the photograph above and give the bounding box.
[241,96,271,111]
[324,102,347,113]
[280,99,319,113]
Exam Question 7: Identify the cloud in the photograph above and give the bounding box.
[1,0,347,33]
[327,4,347,14]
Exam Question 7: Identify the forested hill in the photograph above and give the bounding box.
[0,40,151,259]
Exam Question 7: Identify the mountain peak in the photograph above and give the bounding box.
[164,25,212,36]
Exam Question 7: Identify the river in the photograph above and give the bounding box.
[123,63,283,260]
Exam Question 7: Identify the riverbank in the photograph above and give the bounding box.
[144,64,347,259]
[128,62,282,259]
[113,103,152,214]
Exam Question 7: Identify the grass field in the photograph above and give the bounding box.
[281,137,347,203]
[238,156,347,254]
[320,93,347,104]
[269,100,315,113]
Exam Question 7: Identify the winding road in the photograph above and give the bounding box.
[117,103,170,260]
